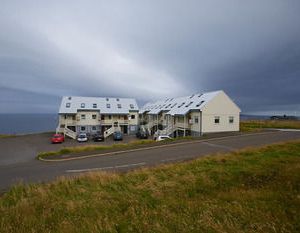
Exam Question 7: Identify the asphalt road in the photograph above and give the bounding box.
[0,130,300,192]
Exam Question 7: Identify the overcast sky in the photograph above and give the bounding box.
[0,0,299,115]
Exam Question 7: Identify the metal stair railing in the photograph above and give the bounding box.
[103,126,115,138]
[64,127,77,139]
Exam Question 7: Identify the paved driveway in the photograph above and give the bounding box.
[0,130,299,192]
[0,133,138,166]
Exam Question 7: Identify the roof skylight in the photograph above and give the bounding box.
[178,102,185,108]
[185,102,193,107]
[196,101,205,107]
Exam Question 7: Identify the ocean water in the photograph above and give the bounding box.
[0,114,58,134]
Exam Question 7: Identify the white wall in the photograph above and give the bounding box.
[201,91,240,133]
[76,111,100,125]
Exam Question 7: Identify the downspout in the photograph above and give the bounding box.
[199,110,202,136]
[184,114,186,137]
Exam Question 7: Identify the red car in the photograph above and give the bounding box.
[51,134,65,144]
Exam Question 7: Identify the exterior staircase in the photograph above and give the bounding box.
[154,125,177,137]
[144,122,154,135]
[64,127,77,139]
[103,126,115,138]
[103,124,121,138]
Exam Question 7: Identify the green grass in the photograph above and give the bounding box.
[37,139,158,159]
[2,140,300,232]
[37,137,195,160]
[240,119,300,132]
[0,134,15,138]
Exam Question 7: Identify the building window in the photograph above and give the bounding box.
[194,116,199,124]
[108,115,112,119]
[72,115,76,120]
[101,115,105,120]
[60,124,65,128]
[131,115,135,119]
[130,104,134,109]
[106,103,111,108]
[66,103,71,108]
[92,126,97,131]
[116,98,120,101]
[117,104,122,109]
[177,116,184,123]
[229,116,234,124]
[93,103,97,108]
[81,126,86,131]
[81,103,85,108]
[124,115,128,120]
[64,115,67,119]
[81,114,86,120]
[92,114,97,119]
[106,98,109,101]
[214,116,220,124]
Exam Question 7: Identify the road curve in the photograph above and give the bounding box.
[0,130,300,192]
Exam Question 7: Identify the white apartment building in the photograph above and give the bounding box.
[139,90,240,137]
[56,96,139,139]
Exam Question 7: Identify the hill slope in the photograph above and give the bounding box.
[1,141,300,233]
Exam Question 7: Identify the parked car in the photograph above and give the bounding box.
[113,131,123,141]
[77,133,88,142]
[92,133,104,142]
[51,134,64,144]
[156,135,172,141]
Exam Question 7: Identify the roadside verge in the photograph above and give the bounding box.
[38,131,276,162]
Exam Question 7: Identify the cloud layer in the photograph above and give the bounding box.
[0,0,299,114]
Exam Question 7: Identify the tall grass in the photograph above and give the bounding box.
[1,140,300,232]
[240,119,300,132]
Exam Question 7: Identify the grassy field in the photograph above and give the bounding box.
[0,134,15,138]
[1,141,300,232]
[240,120,300,132]
[37,137,195,160]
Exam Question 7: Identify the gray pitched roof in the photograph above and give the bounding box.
[59,96,139,114]
[140,90,221,116]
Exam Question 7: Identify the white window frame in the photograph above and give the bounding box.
[194,116,199,124]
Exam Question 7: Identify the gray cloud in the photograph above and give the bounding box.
[0,0,299,115]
